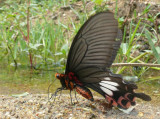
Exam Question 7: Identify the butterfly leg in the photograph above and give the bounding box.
[74,89,79,103]
[50,87,65,102]
[70,90,73,105]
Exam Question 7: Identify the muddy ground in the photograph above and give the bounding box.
[0,94,160,119]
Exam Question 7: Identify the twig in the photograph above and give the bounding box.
[112,63,160,67]
[26,0,33,69]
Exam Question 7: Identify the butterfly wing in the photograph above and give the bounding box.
[82,70,151,110]
[65,12,122,74]
[65,12,151,111]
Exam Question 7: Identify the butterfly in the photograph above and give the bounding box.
[55,11,151,113]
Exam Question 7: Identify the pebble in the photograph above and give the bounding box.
[0,94,160,119]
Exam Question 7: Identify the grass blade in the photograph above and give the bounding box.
[145,29,160,64]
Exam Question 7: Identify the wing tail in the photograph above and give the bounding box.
[98,76,151,113]
[134,93,151,101]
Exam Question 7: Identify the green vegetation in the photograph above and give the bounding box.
[0,0,160,78]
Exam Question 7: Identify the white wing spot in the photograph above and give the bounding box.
[104,77,111,80]
[101,81,119,86]
[100,82,118,91]
[100,86,113,96]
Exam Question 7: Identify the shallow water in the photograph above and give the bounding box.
[0,64,61,95]
[0,63,160,105]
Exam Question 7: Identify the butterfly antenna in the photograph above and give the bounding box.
[33,66,59,72]
[48,79,56,101]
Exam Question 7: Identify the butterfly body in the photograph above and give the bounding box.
[55,72,93,101]
[54,12,151,113]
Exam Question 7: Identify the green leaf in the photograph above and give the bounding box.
[155,47,160,54]
[29,43,42,50]
[126,19,141,56]
[92,0,103,5]
[13,39,18,59]
[55,52,63,56]
[61,44,68,55]
[145,29,160,64]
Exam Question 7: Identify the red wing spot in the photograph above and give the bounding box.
[124,93,136,102]
[132,97,136,102]
[125,101,131,108]
[117,96,127,108]
[118,96,131,108]
[124,93,131,101]
[68,72,83,86]
[105,95,117,107]
[117,96,124,104]
[68,72,74,80]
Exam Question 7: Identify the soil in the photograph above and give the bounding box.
[0,94,160,119]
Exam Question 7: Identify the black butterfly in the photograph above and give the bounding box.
[55,12,151,113]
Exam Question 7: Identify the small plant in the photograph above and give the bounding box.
[0,0,159,77]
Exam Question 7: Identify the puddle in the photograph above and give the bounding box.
[0,63,159,105]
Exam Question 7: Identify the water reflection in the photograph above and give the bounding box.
[0,64,159,105]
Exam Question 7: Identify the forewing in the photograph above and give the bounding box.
[65,12,122,74]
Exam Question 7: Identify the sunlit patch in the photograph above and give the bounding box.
[100,86,113,96]
[99,82,118,91]
[104,77,111,80]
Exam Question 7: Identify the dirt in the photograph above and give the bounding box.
[0,94,160,119]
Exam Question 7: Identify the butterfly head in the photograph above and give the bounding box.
[55,73,67,88]
[55,73,65,80]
